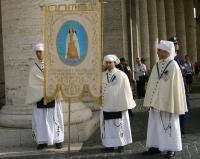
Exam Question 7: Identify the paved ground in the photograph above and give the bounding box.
[1,94,200,159]
[0,80,200,159]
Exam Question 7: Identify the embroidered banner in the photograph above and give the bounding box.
[43,3,102,103]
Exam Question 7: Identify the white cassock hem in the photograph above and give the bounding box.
[100,110,132,148]
[32,98,64,145]
[146,109,182,152]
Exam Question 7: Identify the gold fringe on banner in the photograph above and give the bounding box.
[44,84,102,105]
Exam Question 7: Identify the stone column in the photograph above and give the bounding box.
[147,0,159,69]
[156,0,167,40]
[0,0,5,107]
[121,0,129,60]
[130,0,140,68]
[125,0,133,73]
[164,0,176,39]
[0,0,99,145]
[134,0,141,59]
[195,0,200,62]
[184,0,197,63]
[174,0,187,56]
[139,0,150,69]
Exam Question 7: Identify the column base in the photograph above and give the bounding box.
[0,111,99,147]
[0,102,100,146]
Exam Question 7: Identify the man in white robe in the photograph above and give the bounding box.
[26,43,64,150]
[143,40,187,158]
[101,55,136,153]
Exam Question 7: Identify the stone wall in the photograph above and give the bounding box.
[0,0,76,105]
[77,0,129,59]
[1,0,43,105]
[103,0,128,59]
[1,0,127,105]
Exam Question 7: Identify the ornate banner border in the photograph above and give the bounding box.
[43,3,103,104]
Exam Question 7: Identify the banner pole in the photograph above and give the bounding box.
[68,97,71,154]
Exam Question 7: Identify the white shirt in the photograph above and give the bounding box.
[134,63,146,81]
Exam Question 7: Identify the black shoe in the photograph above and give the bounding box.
[55,142,63,149]
[37,144,47,150]
[142,148,161,155]
[117,146,124,153]
[101,147,114,153]
[165,151,176,158]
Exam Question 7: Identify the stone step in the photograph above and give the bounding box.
[0,144,82,158]
[0,127,33,147]
[0,111,99,147]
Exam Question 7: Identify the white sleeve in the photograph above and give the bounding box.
[143,64,147,72]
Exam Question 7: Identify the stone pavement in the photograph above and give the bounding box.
[0,80,200,159]
[1,92,200,159]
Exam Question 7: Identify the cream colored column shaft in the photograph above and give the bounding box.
[184,0,197,63]
[157,0,167,40]
[139,0,150,69]
[164,0,176,39]
[147,0,159,68]
[174,0,187,56]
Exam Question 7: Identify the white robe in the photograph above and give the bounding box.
[100,110,132,148]
[143,57,187,115]
[101,68,135,148]
[146,109,182,152]
[26,61,64,145]
[32,97,64,145]
[102,68,136,112]
[26,61,44,105]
